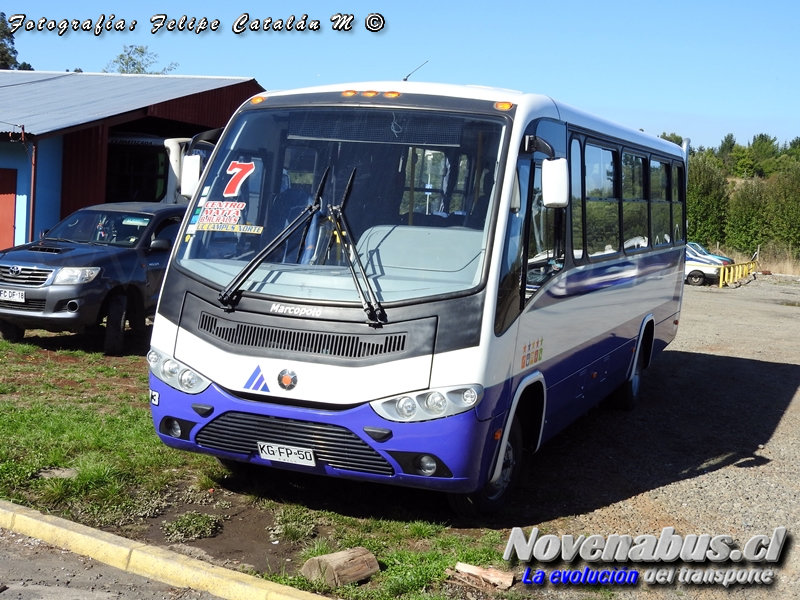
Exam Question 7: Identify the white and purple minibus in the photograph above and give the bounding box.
[147,82,688,515]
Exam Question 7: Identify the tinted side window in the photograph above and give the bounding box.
[585,144,618,257]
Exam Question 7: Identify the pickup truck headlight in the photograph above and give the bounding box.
[53,267,101,285]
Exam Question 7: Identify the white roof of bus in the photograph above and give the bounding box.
[256,81,685,159]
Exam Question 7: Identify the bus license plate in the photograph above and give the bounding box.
[0,288,25,303]
[257,442,315,467]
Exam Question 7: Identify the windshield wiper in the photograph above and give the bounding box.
[218,167,330,308]
[328,168,386,327]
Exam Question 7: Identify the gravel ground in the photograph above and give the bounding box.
[502,274,800,599]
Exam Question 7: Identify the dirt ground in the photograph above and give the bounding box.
[4,274,799,599]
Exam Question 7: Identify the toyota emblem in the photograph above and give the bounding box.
[9,266,21,277]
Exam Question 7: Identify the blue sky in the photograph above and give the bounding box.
[8,1,800,149]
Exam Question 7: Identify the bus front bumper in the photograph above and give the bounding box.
[149,377,504,494]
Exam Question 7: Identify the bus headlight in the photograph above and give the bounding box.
[395,396,417,419]
[148,347,211,395]
[462,388,479,406]
[424,392,447,415]
[371,385,484,422]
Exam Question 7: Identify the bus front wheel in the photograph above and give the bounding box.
[612,348,643,410]
[447,417,523,517]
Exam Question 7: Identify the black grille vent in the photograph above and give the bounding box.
[198,312,407,359]
[195,412,394,475]
[0,299,46,311]
[0,266,52,286]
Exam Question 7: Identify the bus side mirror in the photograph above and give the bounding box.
[180,154,202,199]
[542,158,569,208]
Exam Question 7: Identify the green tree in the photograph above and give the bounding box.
[716,134,736,174]
[750,133,778,177]
[0,12,19,69]
[730,144,755,178]
[765,163,800,255]
[687,151,729,246]
[726,179,768,252]
[104,45,178,74]
[659,132,683,145]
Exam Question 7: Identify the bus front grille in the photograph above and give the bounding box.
[197,312,407,360]
[195,412,394,476]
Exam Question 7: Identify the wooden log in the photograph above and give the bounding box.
[454,562,514,590]
[301,546,379,587]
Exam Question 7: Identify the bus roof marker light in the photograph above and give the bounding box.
[342,90,358,97]
[494,101,514,111]
[383,91,401,98]
[250,97,265,105]
[362,90,379,97]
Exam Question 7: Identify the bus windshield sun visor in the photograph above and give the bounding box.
[217,168,330,308]
[326,168,386,327]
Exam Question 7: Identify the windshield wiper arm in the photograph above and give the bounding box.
[328,168,386,327]
[218,167,330,308]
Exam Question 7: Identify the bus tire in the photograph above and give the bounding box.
[613,348,643,410]
[104,294,128,356]
[0,321,25,343]
[686,271,705,286]
[447,417,523,517]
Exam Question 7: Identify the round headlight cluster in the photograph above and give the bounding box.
[374,385,484,422]
[147,347,210,394]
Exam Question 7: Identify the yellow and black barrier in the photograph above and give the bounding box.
[718,261,759,288]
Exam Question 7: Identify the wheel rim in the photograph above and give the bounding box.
[484,439,515,500]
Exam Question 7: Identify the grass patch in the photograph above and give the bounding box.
[162,511,222,542]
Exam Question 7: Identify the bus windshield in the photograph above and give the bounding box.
[176,106,505,304]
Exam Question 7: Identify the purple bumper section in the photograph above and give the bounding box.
[149,375,506,494]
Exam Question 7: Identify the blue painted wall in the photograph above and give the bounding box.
[0,136,63,245]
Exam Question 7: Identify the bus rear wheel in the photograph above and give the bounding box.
[447,417,523,517]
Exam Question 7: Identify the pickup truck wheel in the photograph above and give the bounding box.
[687,271,705,286]
[0,321,25,343]
[104,295,128,356]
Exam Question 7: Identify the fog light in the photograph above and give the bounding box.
[424,391,447,415]
[396,396,416,419]
[417,455,437,476]
[462,388,478,406]
[166,418,181,438]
